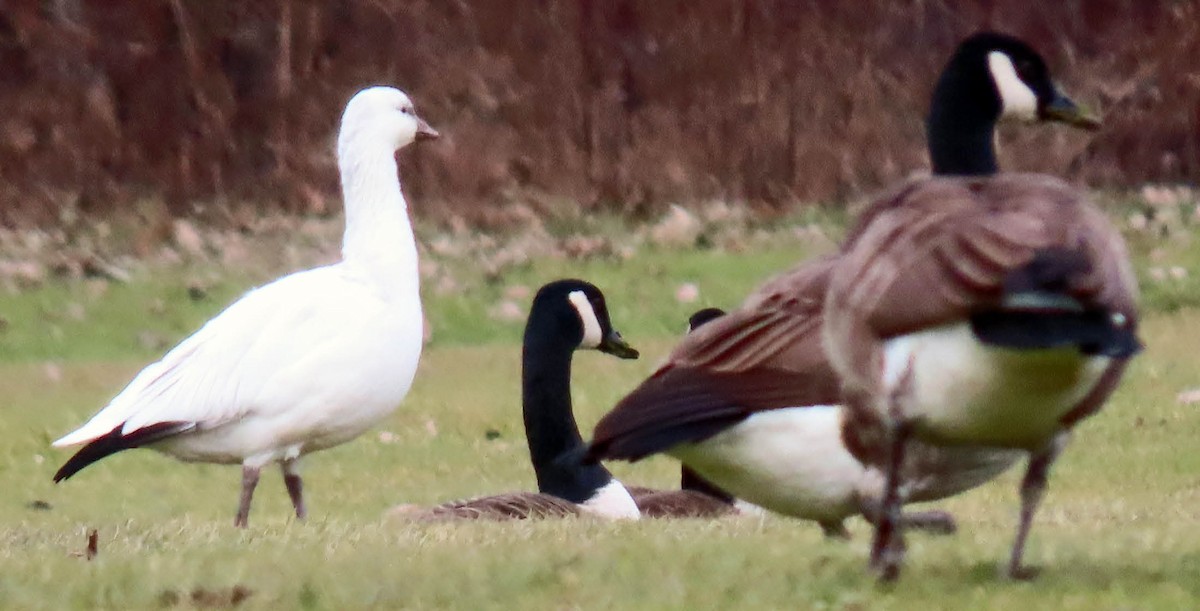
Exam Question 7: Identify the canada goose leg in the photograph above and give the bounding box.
[281,459,307,521]
[820,520,851,539]
[235,465,261,528]
[870,358,916,581]
[869,418,911,581]
[1007,431,1070,580]
[901,509,957,535]
[860,498,957,536]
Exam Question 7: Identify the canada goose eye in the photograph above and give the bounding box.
[1015,59,1036,81]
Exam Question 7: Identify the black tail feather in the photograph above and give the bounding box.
[53,421,192,482]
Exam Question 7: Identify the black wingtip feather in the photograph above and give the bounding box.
[590,416,748,463]
[53,421,192,482]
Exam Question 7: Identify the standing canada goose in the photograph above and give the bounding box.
[51,86,439,528]
[392,279,643,521]
[628,307,762,519]
[587,32,1101,537]
[823,174,1139,580]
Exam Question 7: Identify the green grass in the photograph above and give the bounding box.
[2,210,1200,608]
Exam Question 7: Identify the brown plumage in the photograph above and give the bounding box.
[823,173,1140,580]
[629,466,742,519]
[390,492,584,521]
[633,489,736,519]
[828,174,1137,354]
[394,474,750,522]
[390,483,742,522]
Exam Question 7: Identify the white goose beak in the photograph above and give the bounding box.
[415,117,440,142]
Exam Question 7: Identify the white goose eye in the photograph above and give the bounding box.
[567,290,603,349]
[987,51,1038,121]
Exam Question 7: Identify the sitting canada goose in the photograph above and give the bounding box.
[392,279,642,521]
[823,174,1140,581]
[51,86,439,527]
[587,32,1101,538]
[398,298,748,521]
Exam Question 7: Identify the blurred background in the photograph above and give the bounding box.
[0,0,1196,230]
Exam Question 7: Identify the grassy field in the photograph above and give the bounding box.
[2,206,1200,609]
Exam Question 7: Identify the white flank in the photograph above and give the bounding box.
[579,479,641,520]
[987,51,1038,122]
[671,406,870,522]
[567,290,602,349]
[882,322,1110,448]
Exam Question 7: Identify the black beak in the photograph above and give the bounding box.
[598,329,639,360]
[1041,87,1101,130]
[415,117,440,142]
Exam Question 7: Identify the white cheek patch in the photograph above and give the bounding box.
[987,52,1038,122]
[567,290,603,349]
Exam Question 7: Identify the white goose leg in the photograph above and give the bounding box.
[1007,431,1070,580]
[235,465,261,528]
[282,458,307,521]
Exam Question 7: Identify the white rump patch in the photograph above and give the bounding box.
[987,51,1038,121]
[567,290,603,349]
[580,479,640,520]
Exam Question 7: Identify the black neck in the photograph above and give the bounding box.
[926,56,1002,176]
[522,326,612,504]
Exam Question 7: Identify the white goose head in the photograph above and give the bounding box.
[337,86,440,157]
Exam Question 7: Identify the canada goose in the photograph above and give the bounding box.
[627,307,760,519]
[51,86,439,528]
[587,32,1101,538]
[823,174,1139,580]
[400,298,746,521]
[393,279,643,521]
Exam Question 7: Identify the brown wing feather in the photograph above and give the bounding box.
[831,174,1137,340]
[590,261,842,461]
[394,493,582,521]
[633,490,736,519]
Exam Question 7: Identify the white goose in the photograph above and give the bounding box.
[51,86,439,527]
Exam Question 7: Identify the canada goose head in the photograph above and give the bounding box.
[337,86,440,157]
[928,32,1099,176]
[935,32,1100,130]
[529,280,639,359]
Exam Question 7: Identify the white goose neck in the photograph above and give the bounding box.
[337,139,420,300]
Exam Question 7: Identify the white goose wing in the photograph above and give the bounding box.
[53,264,410,447]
